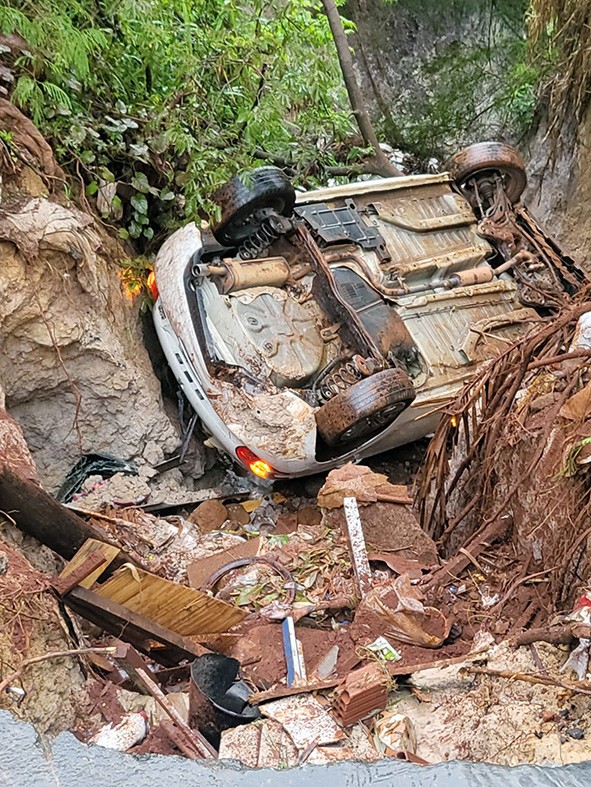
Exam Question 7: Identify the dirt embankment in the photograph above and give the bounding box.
[0,100,203,493]
[526,110,591,276]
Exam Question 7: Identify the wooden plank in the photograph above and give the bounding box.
[343,497,371,597]
[58,538,120,589]
[0,466,133,566]
[64,586,209,666]
[115,644,216,759]
[52,552,108,595]
[248,678,342,704]
[95,565,247,636]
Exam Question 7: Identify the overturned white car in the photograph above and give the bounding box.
[151,143,584,480]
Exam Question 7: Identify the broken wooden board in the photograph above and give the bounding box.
[343,497,371,597]
[94,564,247,636]
[58,538,120,589]
[187,536,261,590]
[114,643,216,759]
[64,586,209,666]
[0,466,134,566]
[52,551,109,596]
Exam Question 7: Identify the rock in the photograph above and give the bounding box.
[0,550,7,575]
[0,179,204,493]
[297,505,322,526]
[0,404,39,483]
[541,710,559,723]
[142,440,165,467]
[188,499,228,532]
[324,502,438,565]
[226,503,250,527]
[567,727,585,740]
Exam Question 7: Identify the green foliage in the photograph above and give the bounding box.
[0,0,355,245]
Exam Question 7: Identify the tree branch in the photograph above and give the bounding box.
[320,0,402,178]
[0,646,118,695]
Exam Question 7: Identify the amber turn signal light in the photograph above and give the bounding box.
[236,446,274,479]
[146,270,158,301]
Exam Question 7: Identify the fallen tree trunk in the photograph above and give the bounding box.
[0,466,135,567]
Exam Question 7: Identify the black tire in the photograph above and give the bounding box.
[315,367,416,447]
[446,141,527,204]
[211,166,296,246]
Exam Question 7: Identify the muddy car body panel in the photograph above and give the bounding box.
[153,158,571,479]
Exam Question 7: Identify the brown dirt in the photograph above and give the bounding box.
[228,622,360,689]
[323,503,439,565]
[131,724,181,756]
[0,538,92,735]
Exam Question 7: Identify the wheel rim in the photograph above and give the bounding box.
[338,401,406,444]
[224,200,288,243]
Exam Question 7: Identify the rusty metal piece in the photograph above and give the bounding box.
[494,249,536,275]
[203,556,296,604]
[333,662,389,726]
[373,199,474,233]
[324,248,497,300]
[443,267,494,288]
[324,249,405,299]
[316,354,383,403]
[295,225,383,361]
[215,256,290,294]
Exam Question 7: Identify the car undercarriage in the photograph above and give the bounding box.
[152,142,586,479]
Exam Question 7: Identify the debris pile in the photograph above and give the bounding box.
[5,436,591,768]
[419,301,591,612]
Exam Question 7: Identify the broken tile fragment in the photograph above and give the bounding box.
[260,694,345,749]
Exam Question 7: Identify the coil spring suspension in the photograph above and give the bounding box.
[473,174,507,217]
[317,355,383,403]
[238,214,288,260]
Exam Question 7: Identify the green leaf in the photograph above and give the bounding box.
[98,167,115,184]
[128,221,142,239]
[131,172,151,193]
[80,149,96,164]
[131,193,148,214]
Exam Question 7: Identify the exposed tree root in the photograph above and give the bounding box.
[418,293,591,609]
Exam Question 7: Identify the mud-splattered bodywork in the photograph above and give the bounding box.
[153,171,563,478]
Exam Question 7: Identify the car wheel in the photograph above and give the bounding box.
[211,166,296,246]
[315,367,416,447]
[446,141,527,205]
